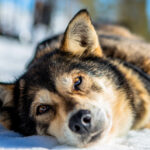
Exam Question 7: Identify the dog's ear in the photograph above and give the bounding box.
[0,83,14,108]
[60,9,103,57]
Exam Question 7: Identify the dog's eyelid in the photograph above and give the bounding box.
[73,76,82,91]
[36,104,52,115]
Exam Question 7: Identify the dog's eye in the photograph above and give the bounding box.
[36,105,51,115]
[74,76,82,90]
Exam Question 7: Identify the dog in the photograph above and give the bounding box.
[0,9,150,147]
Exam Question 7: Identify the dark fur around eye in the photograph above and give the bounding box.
[74,76,82,90]
[0,99,2,109]
[36,105,51,115]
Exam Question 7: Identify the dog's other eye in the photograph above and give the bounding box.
[74,76,82,90]
[36,105,51,115]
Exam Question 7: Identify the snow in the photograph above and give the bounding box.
[0,36,34,82]
[0,37,150,149]
[0,124,150,150]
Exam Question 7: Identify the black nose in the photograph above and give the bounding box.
[69,110,91,134]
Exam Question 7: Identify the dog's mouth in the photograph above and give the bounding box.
[79,130,103,147]
[86,128,105,145]
[89,131,102,143]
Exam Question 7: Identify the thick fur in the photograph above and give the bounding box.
[0,9,150,147]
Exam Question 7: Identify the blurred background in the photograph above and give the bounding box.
[0,0,150,82]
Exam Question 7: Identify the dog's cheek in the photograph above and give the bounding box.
[46,108,67,138]
[0,111,12,129]
[46,109,80,146]
[36,123,49,135]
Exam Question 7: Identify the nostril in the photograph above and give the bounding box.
[74,124,81,132]
[83,116,91,123]
[82,114,91,126]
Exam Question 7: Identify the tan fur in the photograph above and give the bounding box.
[93,77,134,138]
[144,123,150,128]
[111,60,150,129]
[0,85,14,129]
[0,112,11,129]
[98,25,150,75]
[109,92,133,137]
[95,24,142,40]
[0,84,14,107]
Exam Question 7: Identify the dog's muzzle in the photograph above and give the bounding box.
[68,108,107,145]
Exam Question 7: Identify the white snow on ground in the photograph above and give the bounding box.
[0,124,150,150]
[0,36,35,82]
[0,37,150,150]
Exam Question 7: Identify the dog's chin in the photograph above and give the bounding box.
[75,122,111,147]
[74,130,104,148]
[57,110,112,147]
[56,126,108,148]
[88,131,102,143]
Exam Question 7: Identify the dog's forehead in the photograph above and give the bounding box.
[27,51,83,79]
[23,51,118,91]
[20,52,78,91]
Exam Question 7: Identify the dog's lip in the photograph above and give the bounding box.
[88,131,102,143]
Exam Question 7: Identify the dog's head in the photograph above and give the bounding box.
[0,10,133,147]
